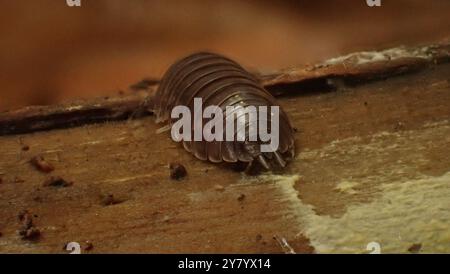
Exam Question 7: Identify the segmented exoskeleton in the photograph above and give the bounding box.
[152,52,295,170]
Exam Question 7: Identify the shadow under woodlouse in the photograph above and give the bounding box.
[151,52,296,171]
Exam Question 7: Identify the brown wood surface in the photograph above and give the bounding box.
[0,51,449,253]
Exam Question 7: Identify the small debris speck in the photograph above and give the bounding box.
[408,243,422,253]
[18,210,41,241]
[169,163,187,180]
[101,194,123,206]
[20,227,41,240]
[84,241,94,251]
[43,176,73,187]
[237,194,246,202]
[30,155,54,173]
[214,185,225,192]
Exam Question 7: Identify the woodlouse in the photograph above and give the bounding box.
[152,52,295,170]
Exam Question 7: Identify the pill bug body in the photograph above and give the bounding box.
[152,52,295,170]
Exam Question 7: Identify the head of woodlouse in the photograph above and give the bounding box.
[240,140,294,172]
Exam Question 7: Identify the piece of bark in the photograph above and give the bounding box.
[260,44,450,88]
[0,93,153,136]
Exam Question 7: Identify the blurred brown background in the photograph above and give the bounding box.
[0,0,449,111]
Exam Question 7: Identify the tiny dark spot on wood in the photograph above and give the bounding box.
[238,194,246,202]
[169,163,187,180]
[20,227,40,241]
[408,243,422,253]
[394,121,405,131]
[101,194,124,206]
[43,176,73,188]
[18,210,30,222]
[84,241,94,251]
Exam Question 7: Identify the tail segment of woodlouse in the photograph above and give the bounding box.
[152,52,295,171]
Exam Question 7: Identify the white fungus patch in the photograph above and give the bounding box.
[256,120,450,253]
[271,172,450,254]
